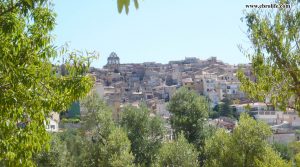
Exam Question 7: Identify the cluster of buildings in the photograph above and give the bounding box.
[231,102,300,143]
[46,52,300,144]
[90,52,251,121]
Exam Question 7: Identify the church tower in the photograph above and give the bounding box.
[105,52,120,72]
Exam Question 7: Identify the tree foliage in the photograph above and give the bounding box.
[0,0,96,166]
[35,128,92,167]
[34,92,135,167]
[211,98,238,119]
[155,133,198,167]
[295,153,300,167]
[117,0,140,14]
[120,105,165,166]
[238,0,300,111]
[34,133,70,167]
[204,113,289,167]
[272,142,292,161]
[105,128,134,167]
[168,87,210,151]
[81,92,134,167]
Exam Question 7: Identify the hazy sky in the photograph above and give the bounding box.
[52,0,272,68]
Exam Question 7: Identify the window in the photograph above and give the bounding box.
[51,125,55,130]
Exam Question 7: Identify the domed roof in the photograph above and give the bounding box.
[107,52,120,66]
[108,52,119,59]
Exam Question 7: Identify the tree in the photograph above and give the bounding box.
[81,92,135,167]
[204,113,290,167]
[212,98,238,119]
[105,128,134,167]
[120,105,165,166]
[287,141,300,165]
[81,92,115,143]
[204,128,233,167]
[34,128,93,167]
[155,133,198,167]
[34,92,135,167]
[232,113,274,166]
[52,129,89,167]
[167,87,210,152]
[0,0,95,166]
[84,110,134,167]
[34,134,70,167]
[254,146,291,167]
[272,142,292,161]
[294,153,300,167]
[238,0,300,112]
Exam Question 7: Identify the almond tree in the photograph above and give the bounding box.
[0,1,95,166]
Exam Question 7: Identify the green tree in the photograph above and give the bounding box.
[238,0,300,112]
[59,129,90,167]
[287,141,300,166]
[0,0,95,166]
[34,128,91,167]
[294,153,300,167]
[255,147,291,167]
[167,87,210,152]
[212,98,238,119]
[81,92,115,144]
[272,142,292,160]
[204,128,233,167]
[204,113,289,167]
[105,128,134,167]
[34,92,135,167]
[34,134,70,167]
[81,92,135,167]
[155,133,198,167]
[232,113,273,166]
[120,105,165,166]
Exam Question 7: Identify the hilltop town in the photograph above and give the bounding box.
[90,52,249,118]
[47,52,299,144]
[3,0,300,166]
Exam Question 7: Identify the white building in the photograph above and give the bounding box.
[216,79,243,100]
[45,118,59,132]
[45,112,60,132]
[94,81,105,98]
[201,74,218,96]
[231,103,300,127]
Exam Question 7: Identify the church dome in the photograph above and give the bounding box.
[108,52,119,61]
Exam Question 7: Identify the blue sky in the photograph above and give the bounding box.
[52,0,271,68]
